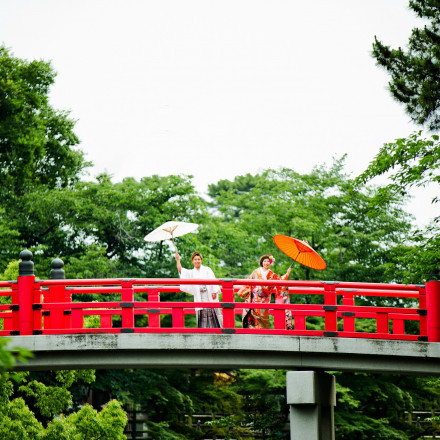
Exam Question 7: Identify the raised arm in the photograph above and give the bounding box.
[175,253,182,273]
[276,267,292,298]
[282,267,292,279]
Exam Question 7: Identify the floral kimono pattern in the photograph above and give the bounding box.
[238,268,291,330]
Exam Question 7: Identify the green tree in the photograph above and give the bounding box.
[0,363,126,439]
[89,368,251,440]
[334,372,440,439]
[207,160,412,283]
[40,400,127,440]
[0,46,89,269]
[357,132,440,203]
[12,173,206,278]
[0,46,89,201]
[232,369,288,439]
[356,132,440,282]
[372,1,440,130]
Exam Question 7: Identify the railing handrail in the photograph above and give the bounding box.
[36,277,423,291]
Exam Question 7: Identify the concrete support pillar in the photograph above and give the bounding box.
[286,371,336,440]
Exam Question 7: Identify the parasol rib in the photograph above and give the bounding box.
[144,221,199,254]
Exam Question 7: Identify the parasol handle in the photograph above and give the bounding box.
[171,234,177,252]
[287,262,299,279]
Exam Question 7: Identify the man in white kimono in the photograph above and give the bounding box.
[175,251,223,328]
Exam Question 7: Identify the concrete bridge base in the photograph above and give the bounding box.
[8,334,440,374]
[287,371,336,440]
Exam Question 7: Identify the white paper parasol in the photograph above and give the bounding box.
[144,221,199,251]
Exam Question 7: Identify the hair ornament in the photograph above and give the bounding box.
[268,255,275,264]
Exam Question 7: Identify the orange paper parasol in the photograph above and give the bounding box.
[273,235,326,270]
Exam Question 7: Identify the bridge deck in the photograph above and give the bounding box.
[7,334,440,374]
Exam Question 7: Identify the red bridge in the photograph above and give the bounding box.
[5,250,440,440]
[2,249,440,342]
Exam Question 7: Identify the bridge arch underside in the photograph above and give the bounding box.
[7,334,440,374]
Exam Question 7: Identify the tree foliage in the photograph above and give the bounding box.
[356,132,440,281]
[334,372,440,439]
[10,173,205,278]
[0,363,126,439]
[372,1,440,130]
[0,333,126,439]
[39,400,127,440]
[357,132,440,202]
[0,45,89,268]
[207,159,412,283]
[89,368,256,439]
[0,46,89,201]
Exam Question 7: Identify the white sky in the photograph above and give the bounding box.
[1,0,438,226]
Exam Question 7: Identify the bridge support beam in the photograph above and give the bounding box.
[286,371,336,440]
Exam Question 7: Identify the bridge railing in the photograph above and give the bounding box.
[0,275,434,341]
[1,250,440,341]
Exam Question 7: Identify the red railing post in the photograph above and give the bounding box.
[17,250,35,335]
[42,285,52,330]
[418,286,427,339]
[294,315,306,330]
[392,319,404,335]
[33,281,42,334]
[10,282,19,334]
[72,308,83,330]
[49,284,66,331]
[49,258,67,332]
[324,283,337,335]
[121,280,135,332]
[4,312,12,331]
[273,309,285,329]
[221,279,235,331]
[172,307,185,328]
[376,312,389,334]
[342,291,355,332]
[147,288,161,328]
[172,281,184,328]
[100,313,112,329]
[426,278,440,342]
[64,288,72,330]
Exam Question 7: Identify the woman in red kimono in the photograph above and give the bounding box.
[238,255,291,329]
